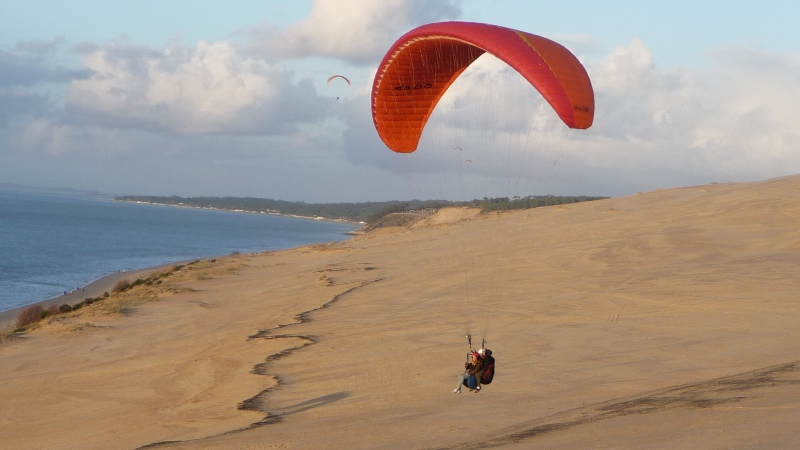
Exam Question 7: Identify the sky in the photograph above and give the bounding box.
[1,0,799,202]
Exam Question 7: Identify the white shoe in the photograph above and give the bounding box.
[453,388,461,394]
[474,386,481,392]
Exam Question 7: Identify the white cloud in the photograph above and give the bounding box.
[0,41,87,88]
[247,0,461,63]
[584,39,800,190]
[8,117,140,157]
[66,39,327,135]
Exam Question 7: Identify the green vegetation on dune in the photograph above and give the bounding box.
[467,195,607,212]
[114,196,451,223]
[114,195,607,224]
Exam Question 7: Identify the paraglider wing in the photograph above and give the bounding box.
[327,75,352,86]
[371,21,594,153]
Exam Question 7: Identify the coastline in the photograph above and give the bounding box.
[0,263,183,330]
[115,199,364,226]
[1,195,361,331]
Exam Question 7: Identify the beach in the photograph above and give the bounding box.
[1,175,799,449]
[0,265,181,330]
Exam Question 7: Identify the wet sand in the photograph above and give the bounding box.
[1,175,799,449]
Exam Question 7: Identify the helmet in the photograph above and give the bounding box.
[477,348,485,356]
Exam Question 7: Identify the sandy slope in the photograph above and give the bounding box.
[0,264,183,329]
[1,176,799,449]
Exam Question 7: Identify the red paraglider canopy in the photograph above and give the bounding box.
[371,21,594,153]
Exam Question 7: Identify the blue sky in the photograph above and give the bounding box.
[0,1,309,46]
[1,0,799,201]
[5,1,797,67]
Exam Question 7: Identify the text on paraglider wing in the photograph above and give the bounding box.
[394,83,434,90]
[574,105,590,112]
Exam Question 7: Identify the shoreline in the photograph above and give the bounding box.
[0,262,184,331]
[115,199,365,226]
[1,198,362,331]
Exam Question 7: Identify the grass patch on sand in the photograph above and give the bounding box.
[2,255,250,341]
[3,262,195,339]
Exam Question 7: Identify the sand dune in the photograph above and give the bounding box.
[1,176,799,449]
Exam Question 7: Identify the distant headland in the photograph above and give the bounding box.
[114,194,607,225]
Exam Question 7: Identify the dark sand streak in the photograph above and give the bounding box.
[138,277,383,449]
[433,361,800,449]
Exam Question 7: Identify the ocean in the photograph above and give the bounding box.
[0,186,358,313]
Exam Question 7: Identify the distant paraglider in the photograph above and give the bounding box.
[371,21,594,153]
[327,75,351,86]
[328,75,351,100]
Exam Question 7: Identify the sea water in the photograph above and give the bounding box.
[0,186,358,312]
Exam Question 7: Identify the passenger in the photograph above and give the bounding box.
[453,350,484,394]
